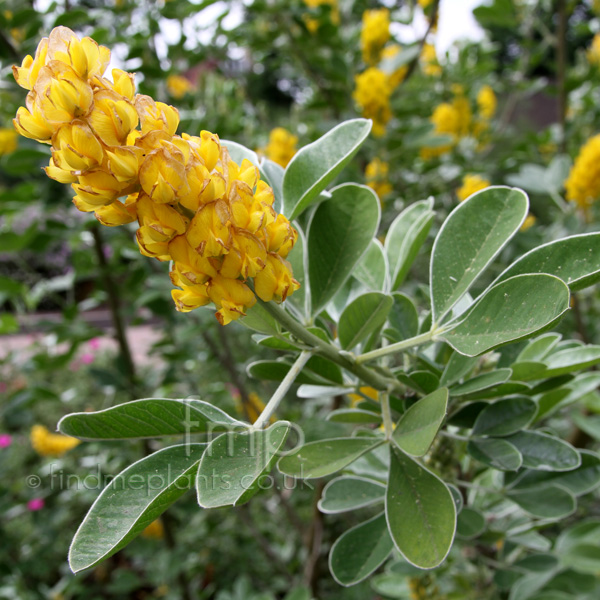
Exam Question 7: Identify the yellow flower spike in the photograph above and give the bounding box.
[207,275,257,325]
[13,37,49,90]
[477,85,497,120]
[186,200,232,258]
[32,62,93,126]
[139,146,189,204]
[220,230,267,280]
[47,27,110,80]
[353,67,392,136]
[565,134,600,210]
[171,282,211,312]
[88,90,139,147]
[254,253,299,303]
[360,8,390,65]
[457,174,490,202]
[94,195,138,226]
[168,235,218,286]
[0,128,18,155]
[263,214,297,257]
[587,33,600,66]
[136,95,179,136]
[31,424,80,457]
[262,127,298,168]
[13,27,300,324]
[166,74,194,99]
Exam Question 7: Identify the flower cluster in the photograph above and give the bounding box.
[456,174,490,202]
[13,27,299,325]
[30,424,80,457]
[166,74,195,99]
[365,158,392,200]
[587,33,600,66]
[421,43,441,77]
[565,134,600,211]
[261,127,298,167]
[353,67,392,137]
[476,85,497,121]
[422,84,497,159]
[360,8,390,65]
[0,128,18,155]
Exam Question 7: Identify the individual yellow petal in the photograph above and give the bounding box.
[95,194,138,226]
[207,275,256,325]
[168,235,218,285]
[171,283,211,312]
[88,89,139,147]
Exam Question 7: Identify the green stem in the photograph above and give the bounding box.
[356,329,437,364]
[253,350,312,429]
[380,391,393,441]
[257,299,401,392]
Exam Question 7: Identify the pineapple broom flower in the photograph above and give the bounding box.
[13,27,299,325]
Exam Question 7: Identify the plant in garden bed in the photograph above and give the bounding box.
[11,26,600,595]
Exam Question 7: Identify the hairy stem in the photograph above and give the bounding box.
[253,350,312,429]
[257,299,402,392]
[356,329,437,364]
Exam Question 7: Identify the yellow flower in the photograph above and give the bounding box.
[587,33,600,66]
[381,45,409,89]
[457,174,490,202]
[31,424,80,457]
[361,9,390,65]
[565,134,600,210]
[365,158,393,199]
[141,519,164,539]
[348,386,379,406]
[235,392,275,424]
[421,43,441,77]
[14,27,299,325]
[520,214,536,232]
[418,0,433,8]
[477,85,497,120]
[166,74,194,99]
[0,128,18,155]
[262,127,298,167]
[353,67,392,136]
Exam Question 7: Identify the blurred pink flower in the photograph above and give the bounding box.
[27,498,44,511]
[0,434,12,448]
[88,338,101,350]
[0,382,6,393]
[80,353,94,365]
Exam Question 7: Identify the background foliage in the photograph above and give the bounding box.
[2,1,600,599]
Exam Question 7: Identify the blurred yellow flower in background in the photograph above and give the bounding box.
[587,33,600,66]
[565,134,600,211]
[477,85,497,120]
[353,67,392,136]
[365,158,393,200]
[520,214,536,232]
[421,43,441,77]
[262,127,298,167]
[456,174,490,202]
[361,9,390,65]
[0,128,18,155]
[31,425,80,457]
[166,74,194,99]
[142,519,165,539]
